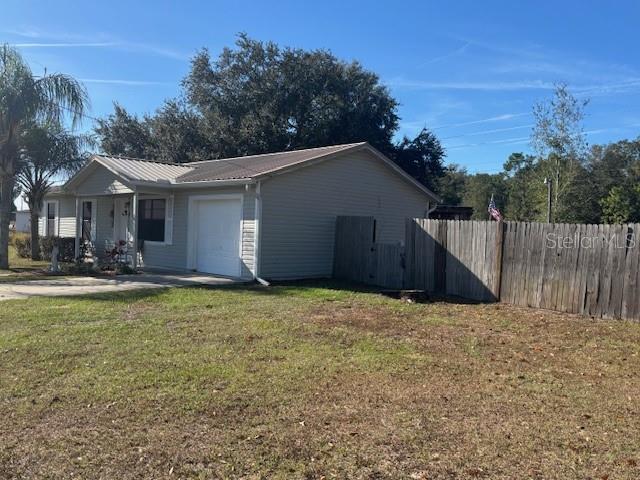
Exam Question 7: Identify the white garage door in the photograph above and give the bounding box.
[195,198,242,277]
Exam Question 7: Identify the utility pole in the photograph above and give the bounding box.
[544,177,552,223]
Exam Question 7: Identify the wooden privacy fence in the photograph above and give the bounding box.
[404,219,503,301]
[333,216,404,288]
[500,222,640,320]
[333,216,640,321]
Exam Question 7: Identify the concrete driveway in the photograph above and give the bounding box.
[0,273,239,301]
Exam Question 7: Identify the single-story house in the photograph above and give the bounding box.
[40,142,440,280]
[12,210,31,233]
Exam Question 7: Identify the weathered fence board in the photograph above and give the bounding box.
[333,216,375,284]
[499,221,640,321]
[333,216,404,289]
[334,216,640,321]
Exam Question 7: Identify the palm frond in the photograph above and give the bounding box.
[34,73,90,128]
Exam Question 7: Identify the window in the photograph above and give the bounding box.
[81,201,93,242]
[46,202,57,236]
[138,199,166,242]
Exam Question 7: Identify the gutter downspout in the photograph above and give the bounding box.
[253,181,269,286]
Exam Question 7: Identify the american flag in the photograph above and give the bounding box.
[488,195,503,221]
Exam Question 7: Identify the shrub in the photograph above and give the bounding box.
[12,234,31,258]
[12,235,76,262]
[40,237,76,262]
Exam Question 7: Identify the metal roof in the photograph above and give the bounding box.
[92,155,194,183]
[63,142,439,201]
[176,143,365,182]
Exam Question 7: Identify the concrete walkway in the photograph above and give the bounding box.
[0,273,239,301]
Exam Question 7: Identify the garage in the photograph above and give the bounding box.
[191,196,242,277]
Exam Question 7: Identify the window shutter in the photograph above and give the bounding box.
[165,195,174,245]
[55,202,59,236]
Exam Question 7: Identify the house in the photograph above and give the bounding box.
[11,210,31,233]
[40,142,440,280]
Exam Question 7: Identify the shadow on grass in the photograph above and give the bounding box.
[52,287,172,303]
[48,278,488,307]
[224,279,488,305]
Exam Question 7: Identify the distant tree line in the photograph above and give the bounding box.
[451,85,640,224]
[94,36,640,225]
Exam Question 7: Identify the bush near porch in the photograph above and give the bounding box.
[0,282,639,479]
[12,235,76,262]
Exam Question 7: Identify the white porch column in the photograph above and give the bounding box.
[74,196,81,260]
[131,190,138,269]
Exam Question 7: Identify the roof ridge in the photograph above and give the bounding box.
[188,142,366,166]
[95,154,192,167]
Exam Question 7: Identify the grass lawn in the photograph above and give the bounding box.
[1,282,639,479]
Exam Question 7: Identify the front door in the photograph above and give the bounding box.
[195,198,242,277]
[113,197,133,244]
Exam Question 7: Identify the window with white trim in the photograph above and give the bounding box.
[138,199,165,242]
[45,201,58,236]
[137,195,173,244]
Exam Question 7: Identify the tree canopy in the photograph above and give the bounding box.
[184,34,399,156]
[97,34,400,162]
[391,128,446,194]
[93,39,640,225]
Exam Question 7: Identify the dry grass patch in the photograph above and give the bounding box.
[0,282,639,479]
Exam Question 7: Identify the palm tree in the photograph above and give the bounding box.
[0,45,88,269]
[18,122,93,259]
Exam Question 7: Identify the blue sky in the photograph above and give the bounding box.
[3,0,640,174]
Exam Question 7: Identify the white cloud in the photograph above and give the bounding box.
[447,135,530,150]
[388,78,555,91]
[442,124,534,140]
[420,42,470,66]
[432,113,530,129]
[4,26,189,61]
[13,42,117,48]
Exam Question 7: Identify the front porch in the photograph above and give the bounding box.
[74,189,174,270]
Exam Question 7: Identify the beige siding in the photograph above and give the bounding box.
[138,187,256,278]
[94,196,114,253]
[39,196,76,237]
[241,189,256,276]
[76,167,132,195]
[259,150,432,279]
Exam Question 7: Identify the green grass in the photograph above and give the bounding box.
[1,283,639,479]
